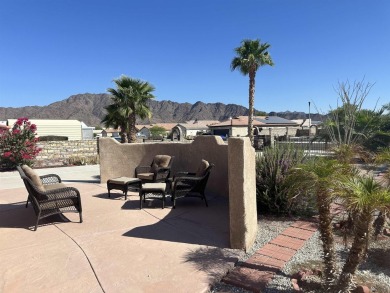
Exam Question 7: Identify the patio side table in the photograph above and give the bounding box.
[139,183,167,209]
[107,177,142,200]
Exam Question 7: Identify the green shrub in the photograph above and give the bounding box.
[256,144,306,214]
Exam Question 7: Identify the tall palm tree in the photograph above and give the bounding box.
[231,39,274,144]
[335,176,390,292]
[103,75,155,143]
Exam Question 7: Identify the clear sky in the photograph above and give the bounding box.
[0,0,389,113]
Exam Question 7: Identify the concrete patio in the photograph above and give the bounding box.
[0,165,243,293]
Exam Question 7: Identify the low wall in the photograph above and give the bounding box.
[35,140,98,167]
[99,136,229,197]
[99,136,258,250]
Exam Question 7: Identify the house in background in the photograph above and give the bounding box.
[136,123,177,139]
[101,128,120,138]
[6,119,87,140]
[81,122,95,140]
[208,116,302,147]
[291,118,321,136]
[208,116,300,137]
[171,119,220,141]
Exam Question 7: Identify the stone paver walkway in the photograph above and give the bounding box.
[222,220,318,293]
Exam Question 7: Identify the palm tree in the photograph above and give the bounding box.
[286,158,352,290]
[103,76,155,143]
[231,39,274,144]
[101,103,128,143]
[335,176,390,292]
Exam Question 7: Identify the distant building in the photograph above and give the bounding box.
[101,128,120,138]
[7,119,86,140]
[291,118,321,136]
[209,116,299,137]
[171,120,219,141]
[136,123,177,139]
[81,122,95,140]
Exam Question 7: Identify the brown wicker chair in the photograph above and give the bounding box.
[171,160,214,208]
[17,165,83,231]
[135,155,174,183]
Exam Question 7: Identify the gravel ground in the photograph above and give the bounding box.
[211,216,390,293]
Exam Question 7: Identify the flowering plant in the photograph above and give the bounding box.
[0,117,41,169]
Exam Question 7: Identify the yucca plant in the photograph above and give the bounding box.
[255,144,305,214]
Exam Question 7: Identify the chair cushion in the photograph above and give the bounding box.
[22,165,45,192]
[137,173,154,181]
[109,177,141,185]
[44,183,67,191]
[195,160,210,177]
[151,155,171,172]
[142,183,167,192]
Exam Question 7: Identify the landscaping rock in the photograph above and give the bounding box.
[354,285,370,293]
[291,278,300,292]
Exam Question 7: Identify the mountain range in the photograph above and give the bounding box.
[0,93,322,127]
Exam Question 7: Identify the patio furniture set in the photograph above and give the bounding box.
[17,155,213,230]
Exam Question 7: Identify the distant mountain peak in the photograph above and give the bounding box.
[0,94,323,126]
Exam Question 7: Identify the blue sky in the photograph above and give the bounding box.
[0,0,389,113]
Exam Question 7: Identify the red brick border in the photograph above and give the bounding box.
[222,220,318,291]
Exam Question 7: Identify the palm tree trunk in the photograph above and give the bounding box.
[317,189,337,290]
[120,123,127,143]
[248,71,256,145]
[128,113,137,143]
[335,211,372,292]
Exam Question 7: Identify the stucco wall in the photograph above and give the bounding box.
[228,138,257,250]
[35,140,98,167]
[99,135,257,250]
[99,136,229,197]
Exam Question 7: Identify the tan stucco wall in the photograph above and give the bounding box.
[99,135,257,250]
[228,138,257,251]
[99,136,229,197]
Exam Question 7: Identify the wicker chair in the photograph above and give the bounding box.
[171,160,214,208]
[135,155,174,183]
[17,165,83,231]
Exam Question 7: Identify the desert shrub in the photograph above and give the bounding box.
[256,144,306,214]
[0,117,41,169]
[39,135,68,141]
[67,155,99,166]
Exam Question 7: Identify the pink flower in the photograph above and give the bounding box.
[3,151,12,158]
[22,154,32,160]
[12,129,21,134]
[30,124,37,132]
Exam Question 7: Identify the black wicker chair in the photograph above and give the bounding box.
[135,155,174,183]
[17,165,83,231]
[171,160,214,208]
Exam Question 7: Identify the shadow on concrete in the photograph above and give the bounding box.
[122,195,231,248]
[0,203,72,230]
[183,246,241,284]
